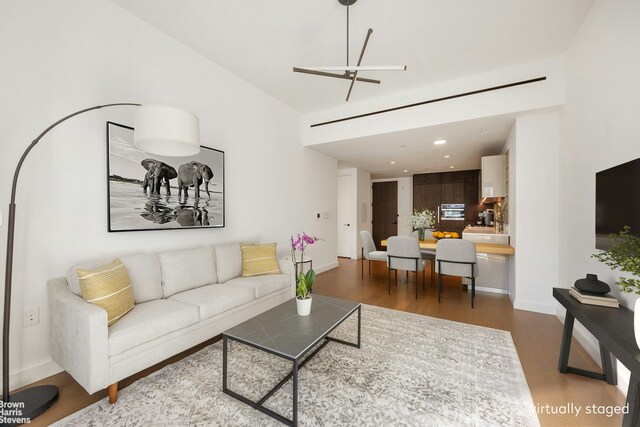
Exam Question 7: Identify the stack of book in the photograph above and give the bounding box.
[569,287,619,308]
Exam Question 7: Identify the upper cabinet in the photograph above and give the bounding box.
[480,155,506,199]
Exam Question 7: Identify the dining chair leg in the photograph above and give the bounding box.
[415,259,418,299]
[422,268,425,291]
[437,261,442,303]
[361,248,364,278]
[471,277,476,308]
[388,267,391,295]
[395,269,398,287]
[369,259,371,275]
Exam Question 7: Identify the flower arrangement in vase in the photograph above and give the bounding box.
[291,232,321,315]
[409,209,436,240]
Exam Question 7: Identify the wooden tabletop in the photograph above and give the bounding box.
[380,238,515,255]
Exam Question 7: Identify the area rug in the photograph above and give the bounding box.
[55,305,539,426]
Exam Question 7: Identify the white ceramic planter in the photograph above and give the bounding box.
[635,299,640,348]
[296,297,312,316]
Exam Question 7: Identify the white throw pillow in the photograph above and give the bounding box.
[119,253,163,303]
[214,243,243,283]
[159,246,217,298]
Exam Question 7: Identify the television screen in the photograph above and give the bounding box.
[595,157,640,250]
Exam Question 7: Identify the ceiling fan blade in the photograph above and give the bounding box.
[293,67,380,84]
[346,28,373,101]
[299,65,407,72]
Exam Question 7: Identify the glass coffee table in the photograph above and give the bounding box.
[222,294,361,426]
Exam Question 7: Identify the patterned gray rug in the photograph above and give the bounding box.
[55,305,539,426]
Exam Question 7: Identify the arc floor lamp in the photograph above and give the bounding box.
[3,103,200,422]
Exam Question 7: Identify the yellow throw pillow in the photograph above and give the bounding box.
[241,243,281,277]
[76,259,135,326]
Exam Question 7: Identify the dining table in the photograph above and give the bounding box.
[380,238,515,255]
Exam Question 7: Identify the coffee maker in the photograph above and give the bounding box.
[481,209,495,226]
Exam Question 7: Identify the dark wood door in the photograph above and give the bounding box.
[424,183,442,218]
[372,181,398,250]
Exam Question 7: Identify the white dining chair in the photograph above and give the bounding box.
[360,230,387,278]
[386,236,427,299]
[435,239,479,308]
[411,230,436,282]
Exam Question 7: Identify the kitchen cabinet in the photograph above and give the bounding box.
[413,170,479,235]
[480,155,506,199]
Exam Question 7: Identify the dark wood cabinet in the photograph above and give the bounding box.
[441,182,464,204]
[413,169,479,232]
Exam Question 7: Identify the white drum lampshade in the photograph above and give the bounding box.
[134,104,200,157]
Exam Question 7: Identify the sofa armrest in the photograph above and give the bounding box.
[48,277,109,394]
[278,259,296,298]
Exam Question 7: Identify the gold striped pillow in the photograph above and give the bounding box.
[76,259,134,326]
[240,243,281,278]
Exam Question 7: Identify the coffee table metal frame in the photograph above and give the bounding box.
[222,304,361,427]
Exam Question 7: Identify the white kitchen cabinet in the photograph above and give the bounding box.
[480,155,506,199]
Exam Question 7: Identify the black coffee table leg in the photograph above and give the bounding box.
[222,335,228,392]
[292,359,299,427]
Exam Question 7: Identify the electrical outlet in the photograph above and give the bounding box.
[23,308,39,327]
[315,213,321,219]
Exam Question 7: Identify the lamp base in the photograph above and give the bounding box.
[2,385,58,426]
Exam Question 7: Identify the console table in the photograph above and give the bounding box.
[553,288,640,427]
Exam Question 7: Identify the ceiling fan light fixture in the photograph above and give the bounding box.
[292,0,406,102]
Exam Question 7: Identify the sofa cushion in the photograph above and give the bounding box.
[159,246,217,298]
[169,283,254,320]
[225,274,290,298]
[241,243,281,277]
[108,299,199,356]
[119,253,163,303]
[77,259,135,326]
[215,243,243,283]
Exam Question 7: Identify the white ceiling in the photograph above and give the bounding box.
[313,115,516,179]
[110,0,593,113]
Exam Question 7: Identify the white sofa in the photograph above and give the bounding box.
[47,243,295,402]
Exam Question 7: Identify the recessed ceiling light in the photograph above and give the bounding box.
[434,139,447,145]
[444,155,450,158]
[449,165,454,169]
[403,169,408,173]
[390,161,396,164]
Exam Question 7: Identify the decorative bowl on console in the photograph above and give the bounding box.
[574,274,611,295]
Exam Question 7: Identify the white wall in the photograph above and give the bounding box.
[502,123,517,304]
[510,111,561,314]
[371,177,413,237]
[337,168,371,259]
[558,0,640,394]
[0,0,337,391]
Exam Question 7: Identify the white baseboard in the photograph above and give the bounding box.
[315,261,339,274]
[476,286,509,295]
[9,360,62,391]
[513,299,556,315]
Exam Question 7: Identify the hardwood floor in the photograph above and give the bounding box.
[22,259,624,426]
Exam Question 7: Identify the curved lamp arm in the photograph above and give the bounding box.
[3,103,139,401]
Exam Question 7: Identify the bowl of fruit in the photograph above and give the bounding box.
[432,231,460,240]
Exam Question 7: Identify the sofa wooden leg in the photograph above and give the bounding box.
[108,383,118,404]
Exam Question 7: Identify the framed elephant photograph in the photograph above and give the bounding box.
[106,121,225,232]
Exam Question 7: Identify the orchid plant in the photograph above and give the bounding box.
[290,232,321,300]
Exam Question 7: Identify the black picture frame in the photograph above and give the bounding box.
[106,121,225,232]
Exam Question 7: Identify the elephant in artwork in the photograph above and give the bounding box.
[141,159,178,196]
[177,161,214,199]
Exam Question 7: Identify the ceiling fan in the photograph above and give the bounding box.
[293,0,407,102]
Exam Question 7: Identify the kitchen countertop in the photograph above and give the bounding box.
[462,226,510,236]
[380,238,515,256]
